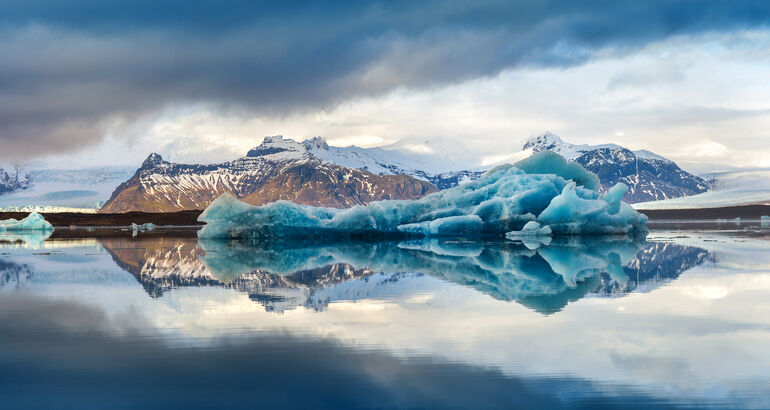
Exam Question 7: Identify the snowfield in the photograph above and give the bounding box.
[634,170,770,209]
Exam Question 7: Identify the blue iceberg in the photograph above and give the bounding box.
[0,212,54,232]
[198,151,647,240]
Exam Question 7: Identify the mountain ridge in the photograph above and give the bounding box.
[100,137,437,213]
[522,132,710,203]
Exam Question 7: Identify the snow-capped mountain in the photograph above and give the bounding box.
[101,136,437,213]
[523,132,710,203]
[0,166,30,195]
[302,137,486,189]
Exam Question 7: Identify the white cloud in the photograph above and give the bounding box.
[680,141,730,158]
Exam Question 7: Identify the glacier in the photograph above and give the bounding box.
[0,212,54,231]
[198,151,648,240]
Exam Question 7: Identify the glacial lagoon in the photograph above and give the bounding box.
[1,228,770,409]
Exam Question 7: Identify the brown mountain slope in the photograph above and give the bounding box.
[100,150,437,213]
[241,162,436,208]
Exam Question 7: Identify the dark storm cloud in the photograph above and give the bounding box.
[1,0,769,159]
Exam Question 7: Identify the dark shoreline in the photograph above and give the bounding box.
[0,210,204,227]
[637,204,770,220]
[1,203,769,228]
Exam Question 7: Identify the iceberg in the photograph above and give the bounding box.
[0,212,54,232]
[762,215,769,228]
[198,151,648,240]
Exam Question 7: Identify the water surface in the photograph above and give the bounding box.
[1,229,769,409]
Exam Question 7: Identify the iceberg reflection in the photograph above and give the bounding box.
[94,234,712,314]
[0,231,53,249]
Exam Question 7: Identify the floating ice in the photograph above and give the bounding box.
[198,152,648,240]
[505,221,552,240]
[131,222,156,232]
[762,215,769,227]
[0,212,53,232]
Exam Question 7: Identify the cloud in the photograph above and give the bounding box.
[680,141,730,158]
[2,0,770,160]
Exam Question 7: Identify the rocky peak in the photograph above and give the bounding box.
[523,131,565,152]
[246,135,308,160]
[140,153,165,170]
[303,136,329,151]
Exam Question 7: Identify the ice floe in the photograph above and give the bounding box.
[0,212,53,232]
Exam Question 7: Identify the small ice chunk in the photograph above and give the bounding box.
[761,215,769,227]
[0,212,53,232]
[132,222,156,232]
[505,221,552,240]
[398,215,484,237]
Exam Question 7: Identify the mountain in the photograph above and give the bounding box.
[522,132,710,203]
[100,136,437,213]
[0,166,135,211]
[0,166,30,196]
[302,137,486,189]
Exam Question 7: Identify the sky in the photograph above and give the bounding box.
[2,0,770,172]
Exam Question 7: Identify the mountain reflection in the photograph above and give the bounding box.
[93,235,713,314]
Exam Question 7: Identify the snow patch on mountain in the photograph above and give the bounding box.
[523,132,673,163]
[522,132,709,203]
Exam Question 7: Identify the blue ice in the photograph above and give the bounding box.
[198,151,648,240]
[0,212,53,232]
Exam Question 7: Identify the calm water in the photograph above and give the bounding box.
[1,228,770,409]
